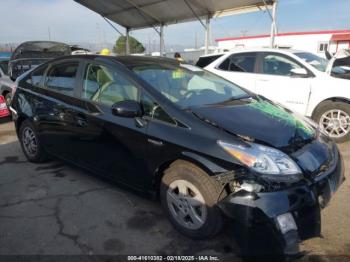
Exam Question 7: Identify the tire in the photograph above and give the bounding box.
[160,160,224,239]
[19,120,48,163]
[312,101,350,143]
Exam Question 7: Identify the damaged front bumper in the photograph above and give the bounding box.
[218,149,345,255]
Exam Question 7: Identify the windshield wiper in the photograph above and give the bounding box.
[209,95,252,106]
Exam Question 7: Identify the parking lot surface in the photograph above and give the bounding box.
[0,120,349,259]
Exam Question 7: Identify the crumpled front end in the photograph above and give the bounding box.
[217,137,345,255]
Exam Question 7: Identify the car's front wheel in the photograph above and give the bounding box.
[19,120,48,162]
[313,101,350,143]
[160,160,223,239]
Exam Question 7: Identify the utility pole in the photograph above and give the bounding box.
[195,31,198,49]
[270,0,278,48]
[205,16,210,55]
[48,27,51,41]
[159,24,164,56]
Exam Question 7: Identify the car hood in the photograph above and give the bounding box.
[191,97,316,150]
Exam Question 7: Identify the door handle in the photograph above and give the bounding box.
[148,139,163,146]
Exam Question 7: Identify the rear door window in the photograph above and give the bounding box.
[25,65,47,87]
[45,62,79,96]
[218,53,257,73]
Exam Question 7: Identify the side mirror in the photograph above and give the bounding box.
[290,68,308,77]
[111,100,143,118]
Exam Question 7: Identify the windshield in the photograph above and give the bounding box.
[132,63,249,108]
[294,52,328,72]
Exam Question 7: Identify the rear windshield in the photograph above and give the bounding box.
[196,55,223,68]
[11,42,71,60]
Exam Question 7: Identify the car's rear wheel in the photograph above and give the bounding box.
[313,101,350,143]
[160,160,223,239]
[19,120,47,162]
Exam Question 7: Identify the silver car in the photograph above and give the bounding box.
[0,58,14,105]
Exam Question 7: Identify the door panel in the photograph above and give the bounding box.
[68,102,150,190]
[68,62,150,190]
[38,61,82,159]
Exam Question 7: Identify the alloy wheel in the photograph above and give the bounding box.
[166,179,207,230]
[22,127,38,157]
[320,109,350,138]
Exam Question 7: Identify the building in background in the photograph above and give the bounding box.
[216,29,350,57]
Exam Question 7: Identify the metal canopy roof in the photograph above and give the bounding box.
[75,0,274,30]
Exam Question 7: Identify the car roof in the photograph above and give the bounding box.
[51,54,181,67]
[199,48,306,58]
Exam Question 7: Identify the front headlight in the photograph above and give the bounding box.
[218,141,301,177]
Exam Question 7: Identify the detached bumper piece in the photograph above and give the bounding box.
[219,151,344,256]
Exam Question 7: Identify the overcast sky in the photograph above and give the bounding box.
[0,0,349,50]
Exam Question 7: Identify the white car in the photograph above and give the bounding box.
[199,49,350,142]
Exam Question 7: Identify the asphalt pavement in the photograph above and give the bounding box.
[0,120,349,260]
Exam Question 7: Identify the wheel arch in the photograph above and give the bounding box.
[152,151,228,198]
[311,97,350,119]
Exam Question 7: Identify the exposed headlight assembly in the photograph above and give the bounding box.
[218,141,302,182]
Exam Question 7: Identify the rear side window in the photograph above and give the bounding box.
[82,63,138,106]
[196,55,223,68]
[218,53,257,73]
[45,62,79,96]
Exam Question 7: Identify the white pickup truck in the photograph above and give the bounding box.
[198,48,350,142]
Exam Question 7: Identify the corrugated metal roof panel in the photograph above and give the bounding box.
[75,0,274,29]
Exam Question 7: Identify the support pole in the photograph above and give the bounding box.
[126,28,130,54]
[270,1,278,48]
[160,24,164,56]
[205,16,210,55]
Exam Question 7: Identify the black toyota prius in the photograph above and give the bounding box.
[10,55,344,255]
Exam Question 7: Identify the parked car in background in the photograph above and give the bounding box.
[0,95,10,118]
[10,55,344,255]
[199,49,350,142]
[9,41,71,81]
[326,49,350,80]
[70,45,93,55]
[0,58,13,105]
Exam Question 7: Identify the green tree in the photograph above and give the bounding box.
[113,36,145,54]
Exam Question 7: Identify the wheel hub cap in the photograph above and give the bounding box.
[22,127,37,157]
[320,109,350,138]
[166,180,207,230]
